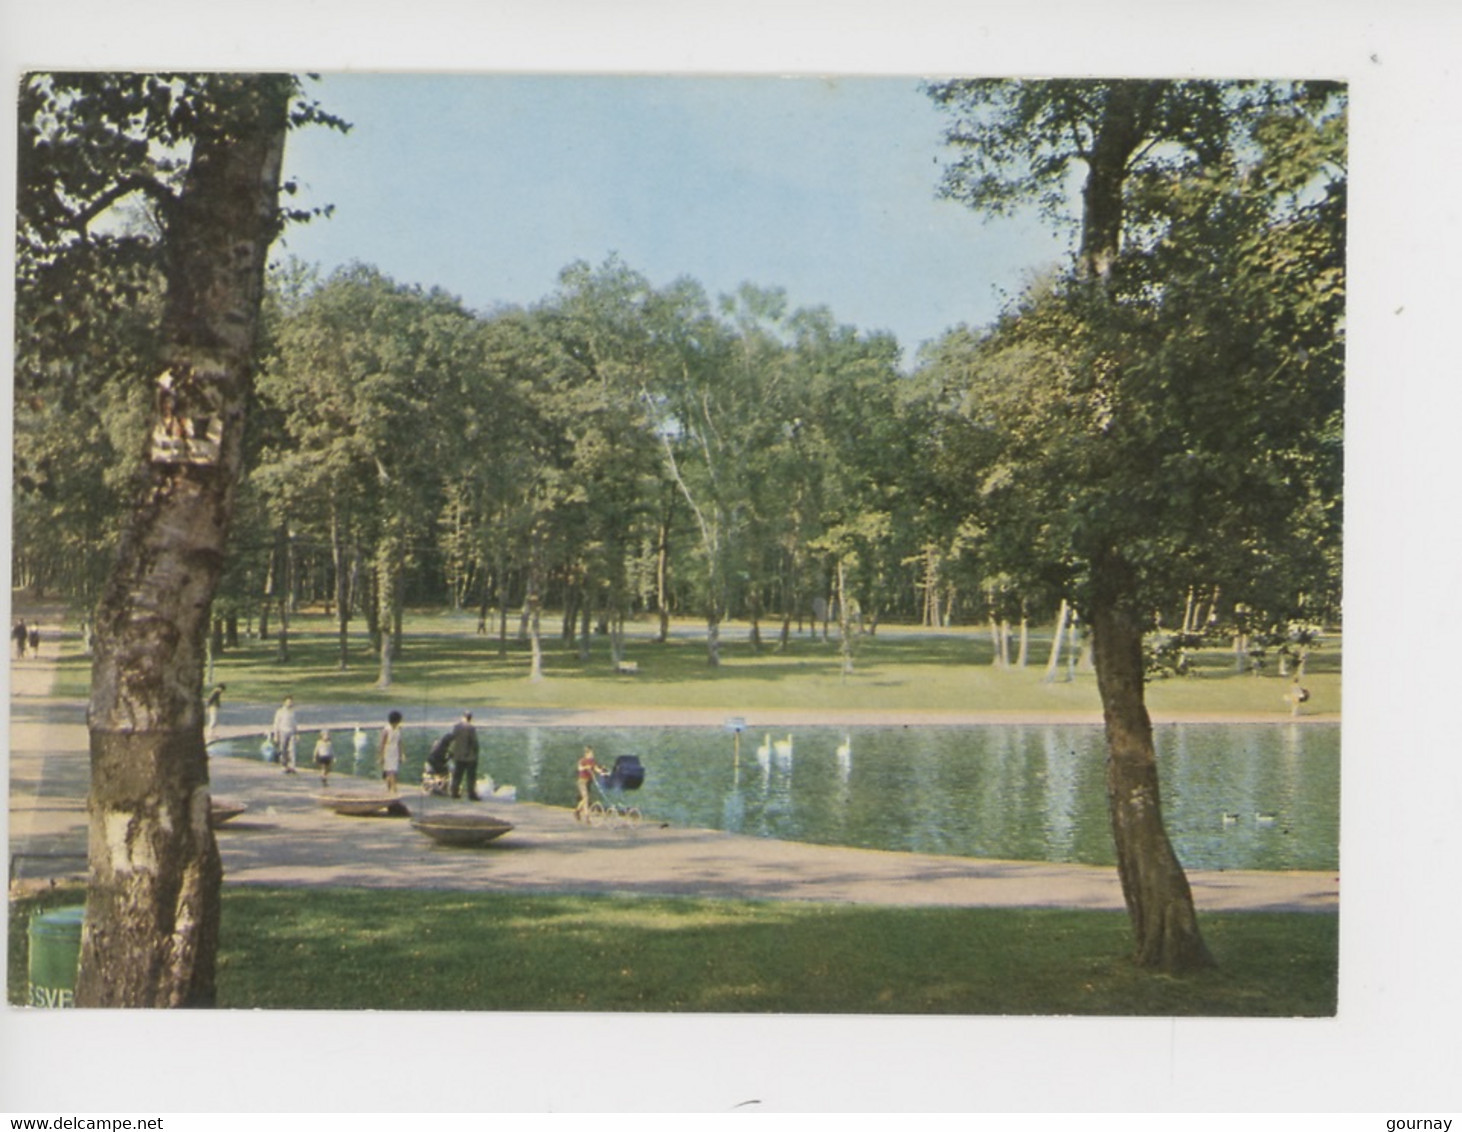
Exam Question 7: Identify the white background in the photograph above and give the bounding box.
[2,0,1458,1115]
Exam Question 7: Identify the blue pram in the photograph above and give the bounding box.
[587,756,645,826]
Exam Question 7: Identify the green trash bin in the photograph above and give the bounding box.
[28,905,85,1008]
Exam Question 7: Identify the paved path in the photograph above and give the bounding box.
[6,606,1338,913]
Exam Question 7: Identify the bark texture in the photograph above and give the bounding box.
[1091,590,1215,973]
[77,77,291,1007]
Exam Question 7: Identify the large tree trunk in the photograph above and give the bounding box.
[77,76,291,1007]
[375,537,396,690]
[1090,594,1215,973]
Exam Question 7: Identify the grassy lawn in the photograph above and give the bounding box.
[49,607,1341,718]
[10,885,1337,1015]
[21,610,1340,1017]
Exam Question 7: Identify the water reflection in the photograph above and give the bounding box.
[210,722,1339,871]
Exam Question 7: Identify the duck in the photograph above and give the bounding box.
[1221,812,1240,825]
[1255,811,1279,825]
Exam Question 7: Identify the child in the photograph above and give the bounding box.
[575,745,606,822]
[313,729,336,785]
[379,711,405,795]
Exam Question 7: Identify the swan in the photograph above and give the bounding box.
[773,734,794,759]
[755,734,772,760]
[835,735,852,761]
[352,727,369,756]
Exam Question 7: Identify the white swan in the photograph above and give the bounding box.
[773,734,794,759]
[756,734,772,760]
[835,735,852,761]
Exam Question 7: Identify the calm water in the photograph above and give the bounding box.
[214,722,1339,872]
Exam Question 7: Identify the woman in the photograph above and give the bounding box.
[379,711,405,794]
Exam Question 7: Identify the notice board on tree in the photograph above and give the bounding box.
[150,364,224,466]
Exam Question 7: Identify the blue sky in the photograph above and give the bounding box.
[275,73,1072,366]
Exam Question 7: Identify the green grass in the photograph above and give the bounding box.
[49,607,1341,719]
[9,885,1338,1015]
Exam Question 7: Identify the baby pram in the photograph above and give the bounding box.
[585,755,645,827]
[421,731,453,796]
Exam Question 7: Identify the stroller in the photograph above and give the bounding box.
[585,755,646,827]
[421,731,453,796]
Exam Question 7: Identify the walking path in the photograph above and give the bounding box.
[6,605,1338,913]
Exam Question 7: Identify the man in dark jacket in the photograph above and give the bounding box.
[449,711,481,800]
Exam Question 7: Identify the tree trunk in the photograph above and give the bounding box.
[836,558,854,677]
[988,615,1006,668]
[258,546,273,640]
[1043,599,1069,683]
[77,76,291,1008]
[375,539,396,690]
[655,512,671,644]
[275,523,291,664]
[1079,82,1153,281]
[330,505,349,670]
[578,587,593,662]
[496,555,509,657]
[527,527,545,681]
[706,613,722,666]
[1090,595,1215,973]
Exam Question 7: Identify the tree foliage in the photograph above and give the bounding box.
[921,78,1345,971]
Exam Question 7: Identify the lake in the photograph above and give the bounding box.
[213,721,1339,872]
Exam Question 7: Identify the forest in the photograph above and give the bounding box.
[13,79,1345,689]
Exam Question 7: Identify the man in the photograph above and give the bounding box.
[271,695,299,774]
[449,711,481,800]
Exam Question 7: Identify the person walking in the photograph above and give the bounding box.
[271,695,299,774]
[379,710,405,795]
[448,711,481,801]
[12,619,27,659]
[574,745,606,822]
[313,729,336,785]
[205,683,226,741]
